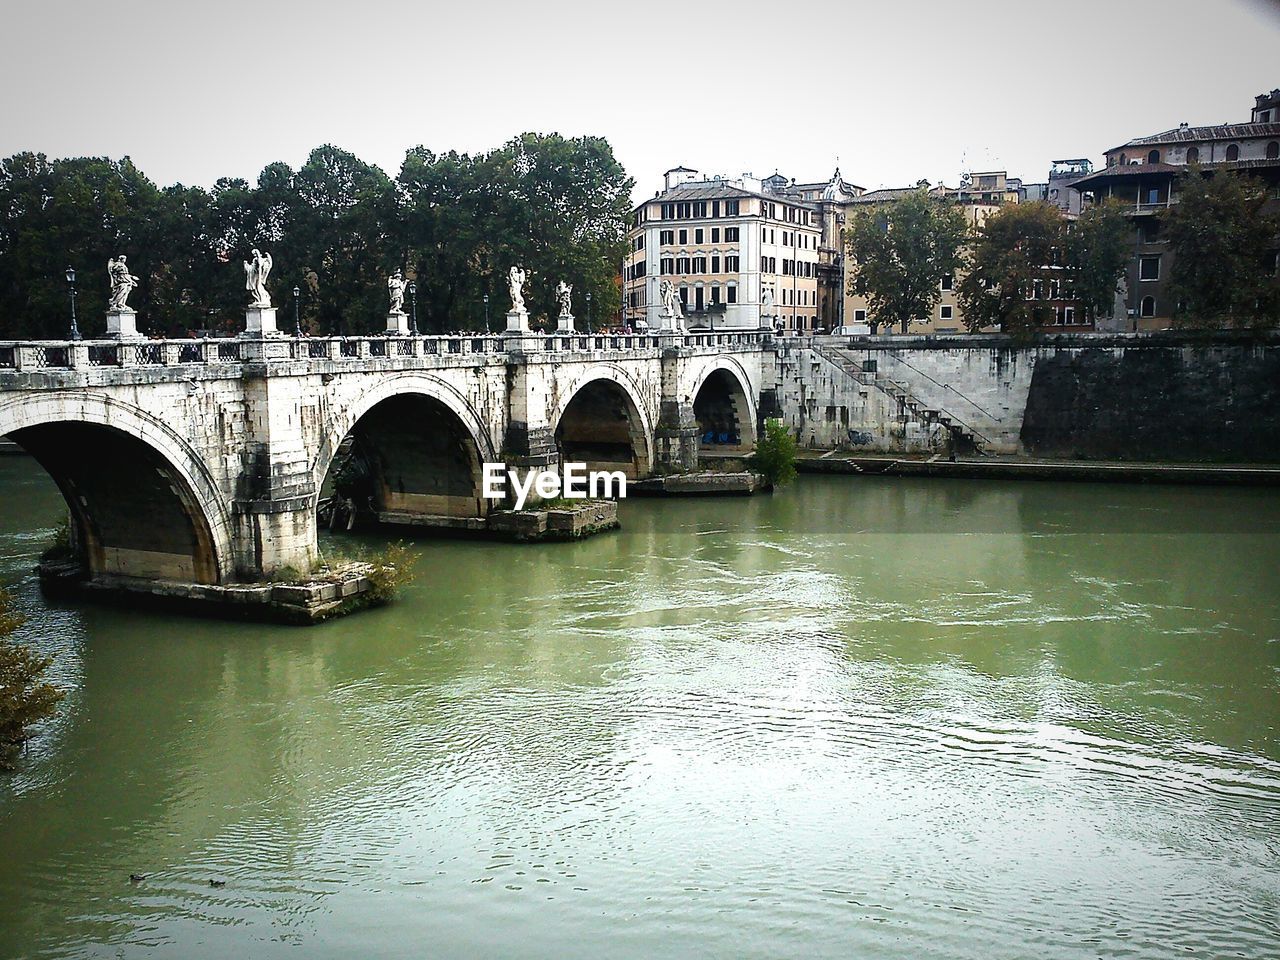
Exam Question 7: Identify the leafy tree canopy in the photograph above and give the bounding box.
[957,201,1066,336]
[843,190,968,334]
[1162,169,1280,329]
[0,134,634,338]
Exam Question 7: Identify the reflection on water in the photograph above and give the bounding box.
[1,455,1278,959]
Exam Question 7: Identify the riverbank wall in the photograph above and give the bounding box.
[769,331,1280,462]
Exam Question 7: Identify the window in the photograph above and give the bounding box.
[725,200,739,216]
[727,284,737,304]
[725,255,740,272]
[940,305,953,320]
[711,256,721,274]
[941,274,953,291]
[712,201,720,218]
[635,235,644,251]
[1226,144,1240,162]
[1268,142,1280,160]
[677,256,690,273]
[1139,256,1160,281]
[692,256,707,273]
[1065,307,1075,325]
[1186,146,1199,164]
[695,228,704,244]
[854,309,866,323]
[1140,296,1155,318]
[660,257,673,275]
[678,229,687,244]
[711,285,721,304]
[1146,187,1160,204]
[711,228,720,242]
[1147,150,1160,164]
[660,229,674,245]
[725,227,740,242]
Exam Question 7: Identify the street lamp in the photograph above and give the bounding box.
[585,291,592,333]
[292,286,302,337]
[65,266,81,341]
[483,294,490,334]
[408,281,418,335]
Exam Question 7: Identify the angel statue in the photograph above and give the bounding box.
[761,284,775,313]
[555,280,573,319]
[107,255,139,312]
[388,269,407,314]
[508,265,527,313]
[244,249,273,308]
[660,279,683,319]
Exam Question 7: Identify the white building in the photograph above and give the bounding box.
[624,167,824,332]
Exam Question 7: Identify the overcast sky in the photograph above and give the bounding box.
[2,0,1278,202]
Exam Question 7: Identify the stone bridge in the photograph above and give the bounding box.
[0,330,768,590]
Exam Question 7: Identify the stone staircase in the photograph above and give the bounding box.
[810,343,990,455]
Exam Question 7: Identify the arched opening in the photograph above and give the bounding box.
[1186,146,1200,163]
[1147,149,1160,164]
[693,368,756,457]
[1140,296,1156,318]
[1267,141,1279,160]
[554,379,651,480]
[5,422,220,584]
[320,394,485,529]
[1226,144,1240,162]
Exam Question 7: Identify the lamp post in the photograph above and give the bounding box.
[65,266,81,341]
[585,291,592,333]
[292,286,302,337]
[483,294,490,334]
[408,281,418,335]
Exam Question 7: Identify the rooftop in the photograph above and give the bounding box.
[1110,122,1280,151]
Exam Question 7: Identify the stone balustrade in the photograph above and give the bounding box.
[0,330,768,374]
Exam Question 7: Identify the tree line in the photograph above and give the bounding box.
[0,134,633,339]
[844,169,1280,335]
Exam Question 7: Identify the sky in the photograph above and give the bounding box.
[2,0,1279,203]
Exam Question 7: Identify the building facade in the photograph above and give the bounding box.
[623,168,824,332]
[1069,88,1280,330]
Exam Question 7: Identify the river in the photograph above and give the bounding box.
[1,454,1277,959]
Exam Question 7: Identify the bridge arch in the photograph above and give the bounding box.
[0,395,232,584]
[313,374,497,526]
[689,357,759,454]
[550,364,655,479]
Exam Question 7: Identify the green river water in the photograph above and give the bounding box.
[0,454,1277,959]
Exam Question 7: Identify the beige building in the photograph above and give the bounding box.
[624,168,824,331]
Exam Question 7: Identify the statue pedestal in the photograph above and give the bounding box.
[105,309,142,340]
[658,311,686,334]
[505,308,530,333]
[386,311,409,335]
[244,306,279,338]
[556,313,575,333]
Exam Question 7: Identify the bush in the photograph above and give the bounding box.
[0,587,64,770]
[751,418,798,487]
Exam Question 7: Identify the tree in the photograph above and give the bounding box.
[1067,198,1130,324]
[0,586,64,770]
[751,418,798,487]
[844,189,968,334]
[1162,169,1280,329]
[957,201,1065,336]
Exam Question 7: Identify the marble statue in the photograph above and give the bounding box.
[244,249,273,308]
[660,279,683,319]
[555,280,573,318]
[508,266,527,313]
[388,269,407,314]
[761,284,775,313]
[107,256,139,312]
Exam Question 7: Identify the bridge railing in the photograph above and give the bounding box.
[0,330,769,372]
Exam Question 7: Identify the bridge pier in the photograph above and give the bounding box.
[233,354,320,578]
